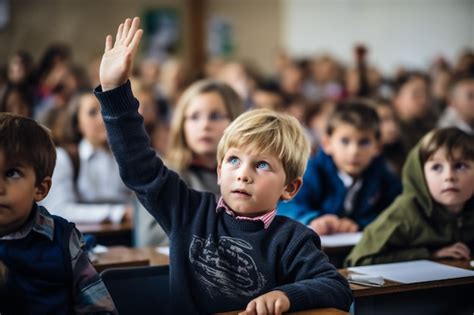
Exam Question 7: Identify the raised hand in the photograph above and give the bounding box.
[99,17,143,91]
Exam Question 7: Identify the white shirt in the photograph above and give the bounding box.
[40,139,132,223]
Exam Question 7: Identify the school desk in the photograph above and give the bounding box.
[215,308,348,315]
[92,246,170,272]
[77,218,133,246]
[340,259,474,315]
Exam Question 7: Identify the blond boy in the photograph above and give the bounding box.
[94,17,352,314]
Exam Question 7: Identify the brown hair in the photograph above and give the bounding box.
[419,127,474,165]
[0,113,56,184]
[326,101,381,139]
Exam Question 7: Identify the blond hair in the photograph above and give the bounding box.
[166,79,244,171]
[217,109,310,183]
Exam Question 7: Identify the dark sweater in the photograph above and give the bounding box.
[95,81,353,314]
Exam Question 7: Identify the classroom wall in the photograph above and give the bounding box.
[207,0,281,75]
[0,0,281,76]
[0,0,190,70]
[2,0,472,77]
[282,0,474,74]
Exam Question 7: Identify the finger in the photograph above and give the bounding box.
[246,300,257,315]
[125,17,140,46]
[274,299,284,315]
[130,29,143,56]
[121,18,132,43]
[115,23,124,45]
[255,300,267,315]
[455,242,470,252]
[104,35,113,53]
[265,300,275,314]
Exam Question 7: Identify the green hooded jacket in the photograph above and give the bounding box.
[345,144,474,266]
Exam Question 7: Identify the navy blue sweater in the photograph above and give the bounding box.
[278,149,401,228]
[95,81,353,314]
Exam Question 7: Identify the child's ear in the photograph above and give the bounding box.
[280,177,303,201]
[217,163,222,185]
[34,176,52,202]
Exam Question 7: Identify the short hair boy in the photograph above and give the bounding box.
[437,73,474,135]
[279,101,402,235]
[95,17,352,314]
[346,127,474,266]
[0,113,116,314]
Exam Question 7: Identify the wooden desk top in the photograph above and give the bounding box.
[77,219,133,236]
[341,259,474,298]
[215,308,348,315]
[92,246,169,272]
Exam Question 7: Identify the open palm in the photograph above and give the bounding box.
[100,17,143,91]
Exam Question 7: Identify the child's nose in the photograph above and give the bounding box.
[444,168,456,182]
[237,168,252,183]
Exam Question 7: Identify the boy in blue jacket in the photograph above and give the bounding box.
[279,102,401,235]
[94,17,352,314]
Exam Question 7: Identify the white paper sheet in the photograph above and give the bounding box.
[348,260,474,284]
[320,232,362,247]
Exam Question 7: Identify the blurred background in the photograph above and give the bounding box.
[1,0,473,77]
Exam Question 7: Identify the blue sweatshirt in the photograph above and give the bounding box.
[278,149,401,228]
[95,81,353,314]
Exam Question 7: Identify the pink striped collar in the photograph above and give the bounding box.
[216,197,276,229]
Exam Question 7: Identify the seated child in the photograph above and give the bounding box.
[345,127,474,266]
[437,73,474,135]
[0,113,116,314]
[94,17,352,314]
[278,101,402,235]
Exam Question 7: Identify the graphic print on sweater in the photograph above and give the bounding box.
[189,235,267,298]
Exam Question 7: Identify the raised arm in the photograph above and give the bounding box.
[100,17,143,91]
[95,18,206,234]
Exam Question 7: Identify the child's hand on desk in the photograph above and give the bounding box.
[309,214,340,235]
[100,17,143,91]
[239,290,290,315]
[335,217,359,233]
[433,242,471,260]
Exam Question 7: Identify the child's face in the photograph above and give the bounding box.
[395,78,429,120]
[0,151,50,236]
[324,123,379,177]
[184,92,231,159]
[424,147,474,214]
[452,81,474,122]
[217,147,300,216]
[78,95,107,147]
[376,105,400,145]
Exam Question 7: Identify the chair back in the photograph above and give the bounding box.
[100,264,170,315]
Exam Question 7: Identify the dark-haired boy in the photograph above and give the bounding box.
[0,113,116,314]
[279,102,401,235]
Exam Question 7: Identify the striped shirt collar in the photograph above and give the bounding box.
[0,204,54,241]
[216,197,276,229]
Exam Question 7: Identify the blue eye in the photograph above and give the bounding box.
[454,162,468,171]
[256,161,269,170]
[228,156,239,165]
[431,164,442,172]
